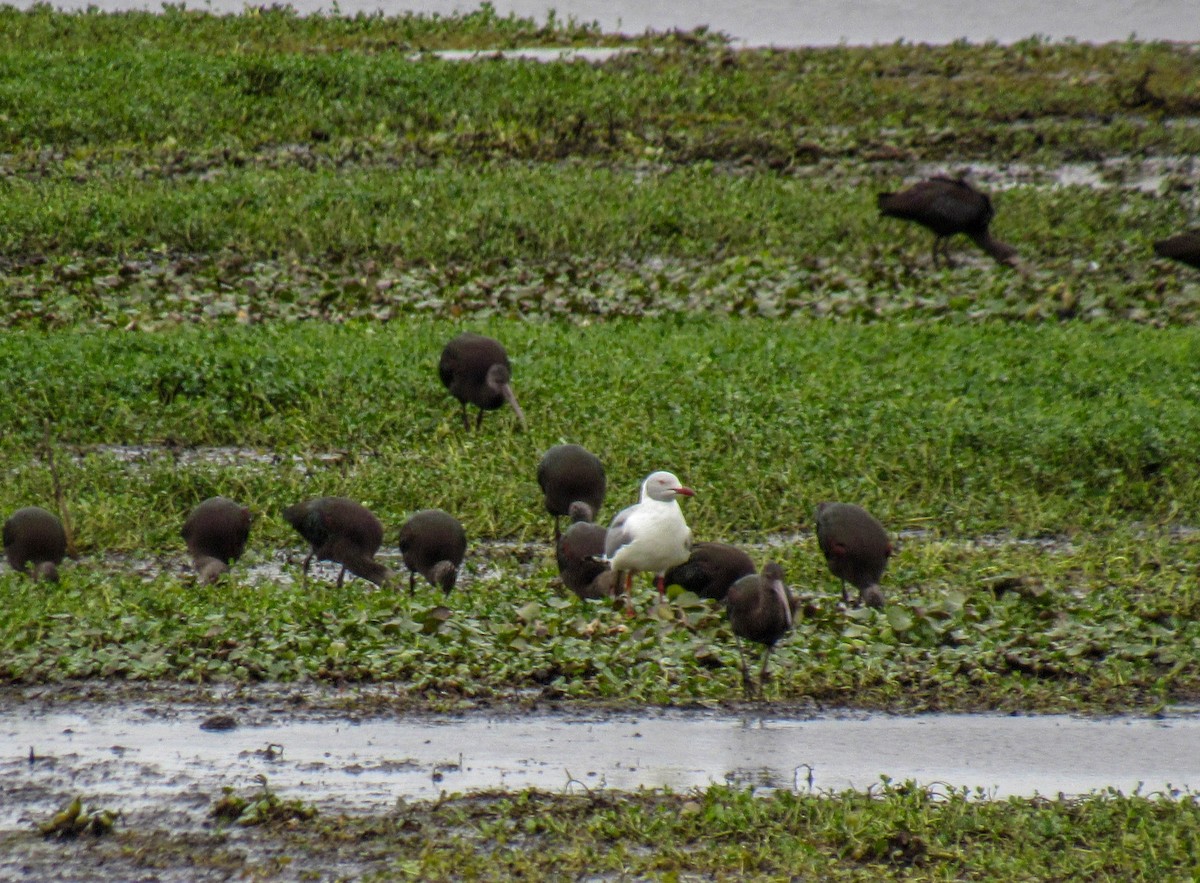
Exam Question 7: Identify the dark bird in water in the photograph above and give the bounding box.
[397,509,467,595]
[725,562,798,697]
[1153,231,1200,270]
[439,332,527,431]
[555,520,615,601]
[283,497,392,588]
[3,506,67,582]
[877,176,1022,270]
[181,496,251,584]
[664,541,756,602]
[815,502,892,609]
[537,444,607,542]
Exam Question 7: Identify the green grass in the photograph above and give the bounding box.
[6,784,1200,879]
[1,10,1199,716]
[2,319,1198,541]
[2,319,1199,710]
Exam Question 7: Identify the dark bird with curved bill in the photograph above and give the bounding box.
[815,501,892,609]
[3,506,67,582]
[1153,231,1200,270]
[726,562,799,698]
[664,541,756,603]
[398,509,467,595]
[537,444,607,542]
[439,332,527,431]
[877,176,1023,270]
[283,497,393,588]
[556,520,615,601]
[182,496,252,584]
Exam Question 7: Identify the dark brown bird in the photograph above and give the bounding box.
[878,176,1022,269]
[398,509,467,595]
[3,506,67,582]
[537,444,606,542]
[181,496,251,584]
[815,502,891,609]
[439,332,527,431]
[555,520,616,601]
[283,497,392,588]
[664,541,756,602]
[725,562,798,697]
[1153,231,1200,270]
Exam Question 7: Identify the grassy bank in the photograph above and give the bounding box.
[6,784,1200,880]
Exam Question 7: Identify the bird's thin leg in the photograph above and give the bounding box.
[460,403,470,432]
[655,574,666,602]
[475,408,484,431]
[409,572,417,595]
[337,566,346,589]
[301,552,313,588]
[735,637,754,698]
[840,579,850,605]
[930,236,941,268]
[758,646,776,698]
[620,571,634,616]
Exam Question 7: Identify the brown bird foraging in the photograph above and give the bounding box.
[555,520,616,601]
[537,444,607,542]
[283,497,392,588]
[181,496,251,584]
[397,509,467,595]
[1153,231,1200,270]
[725,562,799,697]
[815,502,892,609]
[877,176,1022,269]
[3,506,67,582]
[439,332,527,431]
[663,541,756,603]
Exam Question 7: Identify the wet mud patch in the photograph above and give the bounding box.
[4,698,1200,836]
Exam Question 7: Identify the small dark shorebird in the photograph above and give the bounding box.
[536,444,607,542]
[555,520,615,601]
[664,541,756,603]
[397,509,467,595]
[815,502,892,609]
[725,562,798,698]
[878,176,1022,270]
[3,506,67,582]
[181,496,251,584]
[1153,231,1200,270]
[283,497,392,588]
[439,332,527,431]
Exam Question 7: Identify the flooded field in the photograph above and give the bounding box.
[4,700,1198,831]
[15,0,1200,45]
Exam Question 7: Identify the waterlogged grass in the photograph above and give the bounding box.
[0,163,1188,269]
[2,496,1199,709]
[1,320,1198,545]
[5,784,1200,879]
[0,18,1196,163]
[0,10,1199,718]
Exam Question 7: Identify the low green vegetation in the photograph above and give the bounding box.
[1,7,1198,717]
[2,6,1199,878]
[6,783,1200,879]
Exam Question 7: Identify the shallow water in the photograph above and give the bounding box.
[4,703,1197,828]
[14,0,1200,46]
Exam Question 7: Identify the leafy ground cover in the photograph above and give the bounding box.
[4,783,1199,880]
[3,7,1200,879]
[1,9,1199,717]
